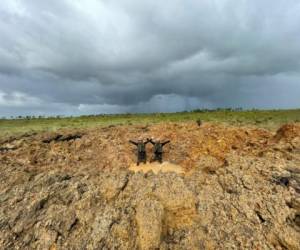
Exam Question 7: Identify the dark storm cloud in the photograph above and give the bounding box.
[0,0,300,116]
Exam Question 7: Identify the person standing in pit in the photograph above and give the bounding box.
[129,139,150,166]
[149,139,170,163]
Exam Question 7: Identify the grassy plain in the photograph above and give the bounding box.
[0,109,299,136]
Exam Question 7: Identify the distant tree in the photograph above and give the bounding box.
[192,109,205,113]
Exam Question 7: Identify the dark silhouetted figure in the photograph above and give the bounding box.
[149,139,170,163]
[196,119,202,127]
[129,139,150,166]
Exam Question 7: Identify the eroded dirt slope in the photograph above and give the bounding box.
[0,122,300,249]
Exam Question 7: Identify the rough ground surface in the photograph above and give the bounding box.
[0,122,300,249]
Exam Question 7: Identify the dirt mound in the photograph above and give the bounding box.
[41,132,84,143]
[1,155,300,249]
[274,123,300,141]
[0,121,277,172]
[0,122,300,249]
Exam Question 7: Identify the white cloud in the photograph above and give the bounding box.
[0,91,42,107]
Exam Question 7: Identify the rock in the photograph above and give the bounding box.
[242,174,254,190]
[290,197,300,210]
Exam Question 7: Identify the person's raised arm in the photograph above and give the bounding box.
[162,140,170,146]
[149,139,155,145]
[129,140,138,145]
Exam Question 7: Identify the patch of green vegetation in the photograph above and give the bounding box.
[0,109,299,136]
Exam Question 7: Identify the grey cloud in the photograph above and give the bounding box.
[0,0,300,116]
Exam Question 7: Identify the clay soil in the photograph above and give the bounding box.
[0,122,300,249]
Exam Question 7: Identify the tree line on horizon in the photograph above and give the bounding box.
[0,107,296,120]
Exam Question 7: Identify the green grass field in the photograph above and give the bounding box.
[0,109,299,136]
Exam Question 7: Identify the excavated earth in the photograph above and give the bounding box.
[0,122,300,249]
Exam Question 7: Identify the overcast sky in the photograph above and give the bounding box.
[0,0,300,117]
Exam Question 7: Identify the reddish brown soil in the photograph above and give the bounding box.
[0,122,300,249]
[2,122,299,173]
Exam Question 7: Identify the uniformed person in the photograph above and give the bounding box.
[149,139,170,163]
[129,139,150,165]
